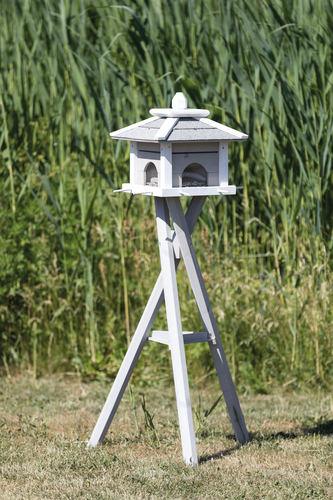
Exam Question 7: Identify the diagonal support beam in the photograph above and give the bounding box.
[88,197,206,448]
[167,197,249,445]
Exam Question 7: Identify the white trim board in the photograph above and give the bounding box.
[154,117,179,140]
[115,183,237,197]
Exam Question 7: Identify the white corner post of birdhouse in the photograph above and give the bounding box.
[130,142,138,185]
[160,143,173,188]
[219,142,228,187]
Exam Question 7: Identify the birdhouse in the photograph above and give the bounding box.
[112,92,248,196]
[88,92,250,466]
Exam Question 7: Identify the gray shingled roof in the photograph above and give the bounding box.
[110,117,248,143]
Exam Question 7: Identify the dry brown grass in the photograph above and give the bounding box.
[1,375,333,499]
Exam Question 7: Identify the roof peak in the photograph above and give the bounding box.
[110,93,248,142]
[150,92,209,118]
[172,92,188,110]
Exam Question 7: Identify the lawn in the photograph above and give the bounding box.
[1,376,332,499]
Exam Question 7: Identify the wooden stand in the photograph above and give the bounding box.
[88,197,249,465]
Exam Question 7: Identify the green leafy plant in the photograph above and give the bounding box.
[194,394,223,436]
[0,0,333,390]
[129,383,139,432]
[140,392,159,444]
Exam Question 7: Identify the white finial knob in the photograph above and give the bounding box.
[172,92,187,110]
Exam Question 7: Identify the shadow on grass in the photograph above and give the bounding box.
[305,418,333,436]
[199,445,241,464]
[262,418,333,439]
[199,418,333,464]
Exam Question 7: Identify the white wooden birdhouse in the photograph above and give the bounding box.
[112,92,248,196]
[89,92,250,465]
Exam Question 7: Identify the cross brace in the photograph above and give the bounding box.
[87,197,249,465]
[149,330,215,347]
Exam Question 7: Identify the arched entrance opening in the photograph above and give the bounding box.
[182,163,207,187]
[145,162,158,187]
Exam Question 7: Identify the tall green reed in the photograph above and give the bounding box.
[0,0,332,388]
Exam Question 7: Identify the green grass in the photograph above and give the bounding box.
[1,0,333,387]
[1,376,333,499]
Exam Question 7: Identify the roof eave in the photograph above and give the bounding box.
[109,134,248,143]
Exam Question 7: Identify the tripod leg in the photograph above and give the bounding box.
[88,274,164,447]
[88,197,206,448]
[167,197,249,445]
[155,198,197,465]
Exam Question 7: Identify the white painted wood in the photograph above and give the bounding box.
[113,188,133,193]
[172,152,219,175]
[87,197,206,448]
[138,142,161,152]
[207,172,219,186]
[130,142,138,185]
[183,331,211,344]
[219,142,228,186]
[155,197,197,465]
[152,92,208,118]
[110,116,159,138]
[172,92,188,110]
[167,198,249,445]
[172,173,182,188]
[138,150,160,160]
[160,143,173,188]
[173,142,219,153]
[117,184,236,197]
[149,330,170,345]
[87,273,164,448]
[150,108,209,118]
[137,156,161,187]
[171,229,182,259]
[197,117,248,140]
[149,330,212,347]
[154,117,179,141]
[181,196,207,235]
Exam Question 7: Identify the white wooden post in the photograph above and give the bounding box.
[130,142,138,184]
[87,197,206,449]
[155,197,197,465]
[219,142,228,187]
[167,197,249,445]
[160,143,173,188]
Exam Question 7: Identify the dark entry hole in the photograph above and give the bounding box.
[145,162,158,187]
[182,163,207,187]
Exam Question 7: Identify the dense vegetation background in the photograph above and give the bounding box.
[1,0,333,391]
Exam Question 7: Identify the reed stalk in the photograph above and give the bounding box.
[0,0,332,387]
